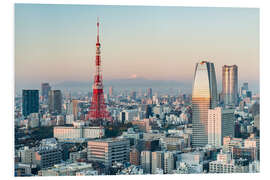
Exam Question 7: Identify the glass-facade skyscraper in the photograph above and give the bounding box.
[48,90,62,114]
[147,88,152,99]
[41,83,51,103]
[22,89,39,117]
[192,61,218,147]
[222,65,238,107]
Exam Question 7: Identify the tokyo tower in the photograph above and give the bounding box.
[86,18,111,125]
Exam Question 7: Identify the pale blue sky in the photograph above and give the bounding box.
[15,4,259,91]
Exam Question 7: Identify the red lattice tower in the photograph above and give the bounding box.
[86,18,111,125]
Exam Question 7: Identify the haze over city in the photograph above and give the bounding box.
[15,4,259,93]
[14,4,260,177]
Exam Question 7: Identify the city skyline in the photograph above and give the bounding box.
[15,4,259,93]
[13,4,260,176]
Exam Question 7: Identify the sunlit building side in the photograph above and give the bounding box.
[192,61,218,147]
[222,65,238,107]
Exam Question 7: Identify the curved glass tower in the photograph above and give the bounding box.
[192,61,217,147]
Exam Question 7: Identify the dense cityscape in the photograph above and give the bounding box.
[14,19,260,176]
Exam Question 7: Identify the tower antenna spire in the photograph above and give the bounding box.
[97,17,100,43]
[87,18,111,125]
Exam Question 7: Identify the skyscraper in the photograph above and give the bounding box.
[208,107,235,147]
[240,82,249,97]
[48,90,62,114]
[109,86,113,97]
[22,89,39,117]
[222,65,238,107]
[147,88,152,99]
[242,82,249,91]
[41,83,51,103]
[130,91,136,100]
[192,61,218,147]
[72,99,80,120]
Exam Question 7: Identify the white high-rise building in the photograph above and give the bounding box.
[141,151,152,174]
[208,107,235,147]
[164,152,174,174]
[151,151,164,174]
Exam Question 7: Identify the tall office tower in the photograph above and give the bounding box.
[130,91,136,100]
[145,105,152,118]
[87,138,130,168]
[48,90,62,114]
[208,107,235,147]
[151,151,164,174]
[240,82,249,97]
[222,65,238,107]
[242,82,249,91]
[147,88,152,99]
[87,19,111,125]
[246,91,252,99]
[72,99,80,120]
[109,86,113,97]
[22,90,39,117]
[192,61,218,147]
[163,151,174,174]
[141,151,152,174]
[41,83,51,103]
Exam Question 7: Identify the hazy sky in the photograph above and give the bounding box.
[15,4,259,91]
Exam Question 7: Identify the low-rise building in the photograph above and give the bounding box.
[54,125,104,141]
[87,138,130,167]
[38,162,93,176]
[69,149,88,162]
[174,162,203,174]
[117,165,144,175]
[34,139,62,169]
[209,151,249,173]
[18,138,62,170]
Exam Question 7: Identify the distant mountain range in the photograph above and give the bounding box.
[15,78,193,94]
[53,78,192,91]
[16,77,259,95]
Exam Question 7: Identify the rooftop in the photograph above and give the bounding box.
[41,162,92,173]
[90,138,129,143]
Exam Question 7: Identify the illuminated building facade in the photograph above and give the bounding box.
[222,65,238,107]
[192,61,217,147]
